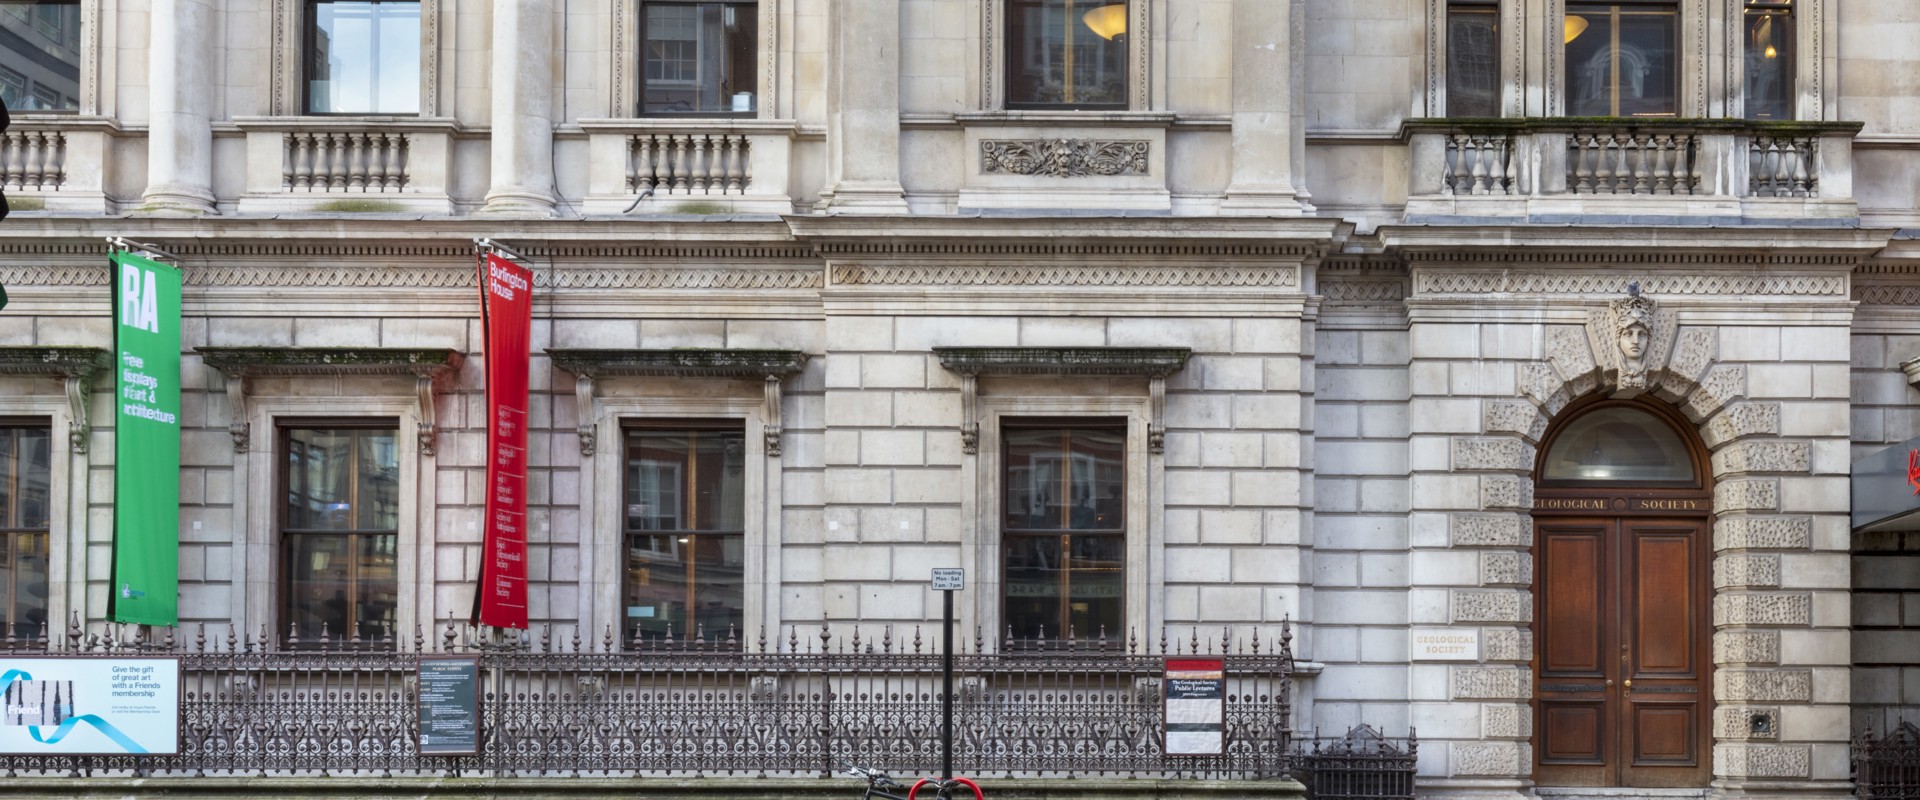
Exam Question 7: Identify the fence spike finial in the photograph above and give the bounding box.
[913,625,922,655]
[604,625,615,654]
[37,617,50,653]
[349,619,362,648]
[163,625,176,651]
[67,610,82,651]
[287,621,300,649]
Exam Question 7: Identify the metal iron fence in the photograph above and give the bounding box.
[1291,725,1417,800]
[0,619,1294,781]
[1856,721,1920,800]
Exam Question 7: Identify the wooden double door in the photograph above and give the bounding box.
[1533,505,1713,788]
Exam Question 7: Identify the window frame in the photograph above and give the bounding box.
[616,0,777,120]
[0,418,55,641]
[275,420,404,646]
[1563,0,1683,118]
[0,0,92,115]
[998,417,1128,642]
[618,418,749,644]
[1002,0,1132,111]
[636,0,760,119]
[1739,0,1793,121]
[1443,0,1502,118]
[300,0,424,117]
[271,0,437,117]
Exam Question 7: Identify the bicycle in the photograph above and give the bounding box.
[845,763,984,800]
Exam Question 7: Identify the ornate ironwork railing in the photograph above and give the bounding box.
[1856,721,1920,800]
[1292,725,1417,800]
[0,620,1294,781]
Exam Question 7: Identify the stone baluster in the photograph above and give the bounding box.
[369,134,391,192]
[348,133,368,191]
[330,134,350,190]
[672,136,690,194]
[1592,135,1613,194]
[724,135,743,194]
[1762,139,1783,196]
[1630,134,1651,195]
[23,132,45,189]
[1571,135,1591,194]
[1467,135,1488,195]
[1488,136,1508,194]
[290,134,311,190]
[3,134,21,191]
[691,135,711,194]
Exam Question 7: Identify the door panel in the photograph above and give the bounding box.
[1534,514,1711,788]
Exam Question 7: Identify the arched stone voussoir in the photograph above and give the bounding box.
[1702,402,1783,449]
[1682,363,1749,422]
[1483,399,1549,444]
[1453,437,1538,472]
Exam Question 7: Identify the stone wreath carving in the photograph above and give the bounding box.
[980,139,1150,177]
[1583,282,1677,395]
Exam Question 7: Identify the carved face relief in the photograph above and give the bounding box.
[1618,324,1649,361]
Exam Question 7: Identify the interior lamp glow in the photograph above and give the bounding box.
[1083,4,1127,41]
[1564,14,1589,43]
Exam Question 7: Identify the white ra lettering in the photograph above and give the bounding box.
[121,264,160,333]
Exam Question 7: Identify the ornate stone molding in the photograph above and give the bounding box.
[1416,271,1849,297]
[934,347,1190,454]
[547,349,809,457]
[0,347,111,453]
[831,265,1297,288]
[195,347,465,454]
[980,139,1150,177]
[1856,284,1920,306]
[0,265,825,291]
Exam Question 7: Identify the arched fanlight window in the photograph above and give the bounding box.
[1540,404,1695,484]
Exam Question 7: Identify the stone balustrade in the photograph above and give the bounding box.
[233,117,460,213]
[284,131,410,193]
[0,116,116,213]
[580,120,800,214]
[1405,118,1863,223]
[2,129,66,192]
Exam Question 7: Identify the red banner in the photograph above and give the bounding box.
[474,252,532,629]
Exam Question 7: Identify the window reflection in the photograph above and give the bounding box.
[1565,3,1678,117]
[641,1,757,116]
[623,426,745,642]
[1447,1,1500,118]
[307,0,420,114]
[1007,0,1128,109]
[1743,0,1792,120]
[0,425,52,640]
[282,426,400,644]
[1541,405,1694,484]
[1002,422,1125,642]
[0,1,82,112]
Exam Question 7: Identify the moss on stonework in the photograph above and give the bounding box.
[669,201,732,215]
[6,196,45,211]
[312,199,406,213]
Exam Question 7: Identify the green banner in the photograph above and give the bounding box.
[109,250,181,626]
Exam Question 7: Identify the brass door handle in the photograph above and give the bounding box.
[1623,679,1633,689]
[1605,679,1615,687]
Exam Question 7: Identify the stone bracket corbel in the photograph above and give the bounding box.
[65,372,94,454]
[413,372,441,456]
[194,347,467,457]
[1903,355,1920,390]
[763,374,784,457]
[545,349,811,458]
[573,373,596,457]
[931,347,1192,457]
[224,373,250,452]
[1148,372,1168,455]
[958,371,980,455]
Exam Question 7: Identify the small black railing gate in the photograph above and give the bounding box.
[1857,721,1920,800]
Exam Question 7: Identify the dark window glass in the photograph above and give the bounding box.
[1743,0,1792,120]
[640,2,757,116]
[306,0,421,114]
[0,425,52,640]
[1447,2,1500,117]
[0,1,81,112]
[1565,3,1678,117]
[1006,0,1128,109]
[1002,422,1124,641]
[624,425,745,642]
[281,426,400,644]
[1540,405,1694,484]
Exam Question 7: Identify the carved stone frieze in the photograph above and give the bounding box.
[1703,403,1782,448]
[0,265,827,290]
[1711,440,1812,475]
[1453,591,1532,624]
[1319,279,1407,302]
[1451,742,1531,777]
[1714,479,1780,513]
[1853,284,1920,306]
[1480,475,1533,510]
[1452,514,1530,547]
[1713,554,1783,589]
[1718,669,1813,702]
[1452,438,1535,472]
[1714,630,1782,664]
[1716,744,1811,778]
[1480,552,1533,587]
[1416,271,1848,297]
[1713,593,1812,627]
[979,139,1150,177]
[1714,516,1812,551]
[831,265,1298,288]
[1453,666,1530,700]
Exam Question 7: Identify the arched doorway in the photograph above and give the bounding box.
[1531,398,1714,789]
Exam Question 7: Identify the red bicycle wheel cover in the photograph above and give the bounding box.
[909,777,983,800]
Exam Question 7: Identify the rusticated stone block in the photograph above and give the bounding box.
[1654,328,1718,402]
[1714,630,1782,664]
[1453,667,1530,700]
[1714,516,1812,551]
[1483,703,1532,738]
[1480,475,1533,510]
[1483,629,1533,662]
[1714,706,1781,740]
[1703,403,1782,448]
[1715,480,1780,513]
[1713,554,1782,589]
[1518,363,1570,416]
[1454,590,1532,624]
[1453,437,1535,472]
[1452,513,1529,547]
[1714,593,1811,627]
[1683,364,1748,421]
[1715,744,1811,778]
[1484,400,1548,444]
[1711,440,1812,476]
[1451,742,1531,777]
[1718,669,1812,702]
[1480,551,1532,587]
[1546,326,1597,384]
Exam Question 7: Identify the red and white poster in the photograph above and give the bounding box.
[473,251,532,629]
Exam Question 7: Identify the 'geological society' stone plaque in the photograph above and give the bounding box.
[1410,628,1480,661]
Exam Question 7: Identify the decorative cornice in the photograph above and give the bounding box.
[0,346,112,377]
[547,349,809,379]
[1404,251,1862,267]
[1415,272,1848,297]
[980,139,1150,177]
[933,347,1190,378]
[831,265,1299,288]
[1321,279,1410,302]
[1855,284,1920,306]
[196,347,465,377]
[0,265,824,290]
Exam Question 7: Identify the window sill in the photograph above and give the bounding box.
[576,118,806,137]
[954,111,1177,128]
[231,116,465,133]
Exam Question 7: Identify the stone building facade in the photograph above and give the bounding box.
[1,0,1918,797]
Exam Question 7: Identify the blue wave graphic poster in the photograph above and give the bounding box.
[1,658,179,755]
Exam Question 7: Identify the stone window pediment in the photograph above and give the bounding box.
[0,346,110,453]
[547,348,808,457]
[933,346,1188,454]
[195,346,464,454]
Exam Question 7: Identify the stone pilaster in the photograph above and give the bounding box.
[140,0,218,214]
[818,0,908,214]
[1219,0,1311,215]
[481,0,558,216]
